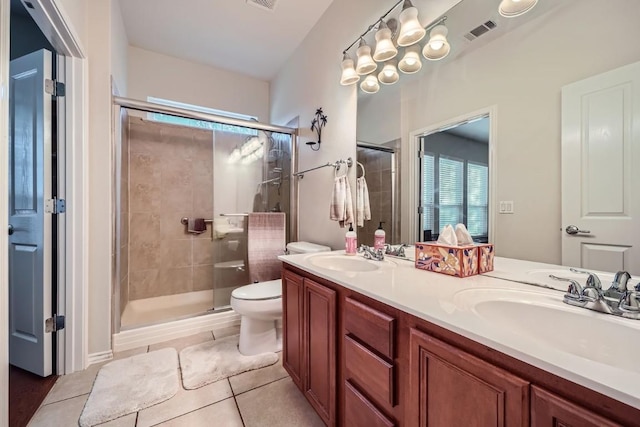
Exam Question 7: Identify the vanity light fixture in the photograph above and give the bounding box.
[422,24,450,60]
[360,75,381,93]
[340,52,360,85]
[339,0,452,93]
[398,44,422,74]
[498,0,538,17]
[373,20,398,62]
[355,39,377,75]
[378,60,399,85]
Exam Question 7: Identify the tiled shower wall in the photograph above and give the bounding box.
[356,142,400,247]
[127,117,215,300]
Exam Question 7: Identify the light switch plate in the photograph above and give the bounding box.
[499,201,514,214]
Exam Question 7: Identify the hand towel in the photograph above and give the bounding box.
[187,218,207,234]
[356,176,371,228]
[247,212,286,283]
[330,175,354,228]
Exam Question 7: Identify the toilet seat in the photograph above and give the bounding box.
[231,279,282,301]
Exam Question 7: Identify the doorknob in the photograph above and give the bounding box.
[8,224,14,235]
[565,225,591,235]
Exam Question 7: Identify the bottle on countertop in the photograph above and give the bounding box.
[345,223,357,255]
[374,222,386,250]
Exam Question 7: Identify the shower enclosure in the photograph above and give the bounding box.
[112,98,296,332]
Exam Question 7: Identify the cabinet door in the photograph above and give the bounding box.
[531,386,622,427]
[282,270,304,390]
[304,278,337,426]
[408,328,529,427]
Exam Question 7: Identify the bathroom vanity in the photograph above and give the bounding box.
[279,252,640,426]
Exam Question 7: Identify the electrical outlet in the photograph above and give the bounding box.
[499,201,514,214]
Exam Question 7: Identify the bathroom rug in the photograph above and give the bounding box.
[78,348,179,427]
[179,334,278,389]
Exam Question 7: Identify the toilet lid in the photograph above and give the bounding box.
[231,279,282,301]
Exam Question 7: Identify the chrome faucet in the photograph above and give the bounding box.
[384,243,408,258]
[550,270,638,319]
[358,245,385,261]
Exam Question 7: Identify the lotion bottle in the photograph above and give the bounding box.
[345,223,357,255]
[374,222,386,250]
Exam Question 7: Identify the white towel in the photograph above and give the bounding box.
[330,175,354,228]
[356,177,371,228]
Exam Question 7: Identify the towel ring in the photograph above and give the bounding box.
[357,161,365,178]
[334,161,348,178]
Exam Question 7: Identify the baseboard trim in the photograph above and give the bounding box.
[112,310,241,353]
[87,350,113,366]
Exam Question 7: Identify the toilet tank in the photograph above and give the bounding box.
[286,241,331,255]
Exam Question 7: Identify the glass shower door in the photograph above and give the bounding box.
[211,128,292,309]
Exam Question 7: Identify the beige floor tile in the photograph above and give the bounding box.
[212,325,240,340]
[236,378,324,427]
[155,397,242,427]
[229,352,288,395]
[43,364,101,404]
[96,413,137,426]
[28,394,88,427]
[113,345,149,360]
[136,379,232,427]
[148,331,214,353]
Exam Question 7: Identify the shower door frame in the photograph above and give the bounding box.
[111,96,299,334]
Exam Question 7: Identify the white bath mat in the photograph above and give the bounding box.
[79,348,179,427]
[179,335,278,390]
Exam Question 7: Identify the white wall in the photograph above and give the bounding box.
[110,0,128,95]
[128,46,270,121]
[55,0,88,50]
[86,0,128,355]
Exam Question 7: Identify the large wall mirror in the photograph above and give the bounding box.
[356,0,640,272]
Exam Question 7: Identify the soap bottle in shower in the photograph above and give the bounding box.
[345,223,357,255]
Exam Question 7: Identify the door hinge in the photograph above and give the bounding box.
[45,198,66,214]
[45,314,65,333]
[45,79,65,97]
[418,206,424,214]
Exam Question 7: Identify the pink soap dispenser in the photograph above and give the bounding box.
[345,223,357,255]
[374,222,386,250]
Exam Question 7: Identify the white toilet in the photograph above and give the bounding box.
[230,241,331,355]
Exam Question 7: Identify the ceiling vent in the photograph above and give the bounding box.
[463,20,497,41]
[246,0,278,12]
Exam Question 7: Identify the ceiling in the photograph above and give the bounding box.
[118,0,335,81]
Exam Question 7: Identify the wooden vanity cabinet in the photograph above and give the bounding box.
[531,386,623,427]
[282,265,640,427]
[408,327,529,427]
[282,270,337,426]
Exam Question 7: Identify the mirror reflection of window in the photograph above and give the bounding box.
[419,116,489,243]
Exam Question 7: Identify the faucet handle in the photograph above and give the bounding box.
[610,271,632,292]
[569,268,602,289]
[550,275,583,300]
[619,289,640,312]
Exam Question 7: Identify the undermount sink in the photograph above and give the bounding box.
[308,254,391,272]
[454,288,640,373]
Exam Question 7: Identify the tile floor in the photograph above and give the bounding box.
[28,326,324,427]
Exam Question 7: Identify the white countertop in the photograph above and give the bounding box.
[279,251,640,410]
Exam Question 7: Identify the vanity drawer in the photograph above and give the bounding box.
[344,334,395,407]
[344,297,395,359]
[345,380,395,427]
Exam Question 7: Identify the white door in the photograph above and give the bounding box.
[561,61,640,275]
[8,49,53,376]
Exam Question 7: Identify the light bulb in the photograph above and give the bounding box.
[404,57,416,66]
[430,40,444,50]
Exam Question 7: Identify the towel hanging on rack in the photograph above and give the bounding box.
[330,173,354,228]
[356,174,371,227]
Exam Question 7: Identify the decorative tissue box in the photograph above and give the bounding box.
[415,243,479,278]
[477,243,495,273]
